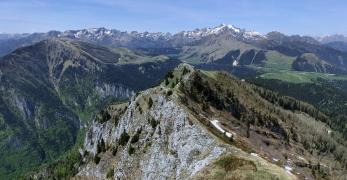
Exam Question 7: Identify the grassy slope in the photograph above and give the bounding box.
[109,47,169,64]
[179,38,255,64]
[191,67,347,179]
[263,51,296,71]
[249,51,347,83]
[260,71,347,83]
[237,51,347,145]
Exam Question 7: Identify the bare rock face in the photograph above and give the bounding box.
[78,86,227,179]
[75,64,296,180]
[95,83,134,99]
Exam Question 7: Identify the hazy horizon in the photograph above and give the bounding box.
[1,0,347,36]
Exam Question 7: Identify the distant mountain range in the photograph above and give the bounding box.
[316,34,347,44]
[2,25,347,53]
[2,24,347,74]
[315,34,347,52]
[0,24,265,56]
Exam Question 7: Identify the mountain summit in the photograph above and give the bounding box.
[175,24,265,41]
[42,64,347,179]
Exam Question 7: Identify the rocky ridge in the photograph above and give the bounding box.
[74,64,299,179]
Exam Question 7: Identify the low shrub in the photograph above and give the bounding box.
[167,90,173,96]
[96,139,106,154]
[106,168,114,178]
[119,131,130,146]
[216,155,256,172]
[130,129,142,144]
[93,155,101,164]
[128,145,135,155]
[96,110,111,123]
[148,97,153,109]
[182,67,190,75]
[111,146,117,156]
[150,118,158,129]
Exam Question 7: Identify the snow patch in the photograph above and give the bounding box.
[211,120,233,138]
[232,60,238,66]
[297,156,306,161]
[285,166,292,171]
[284,166,293,174]
[251,153,259,157]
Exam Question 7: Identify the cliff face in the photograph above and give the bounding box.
[78,87,227,179]
[75,64,297,180]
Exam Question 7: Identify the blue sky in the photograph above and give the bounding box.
[0,0,346,36]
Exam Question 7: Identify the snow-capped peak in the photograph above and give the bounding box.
[177,24,265,41]
[46,25,266,45]
[179,24,240,38]
[57,27,172,41]
[219,24,241,33]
